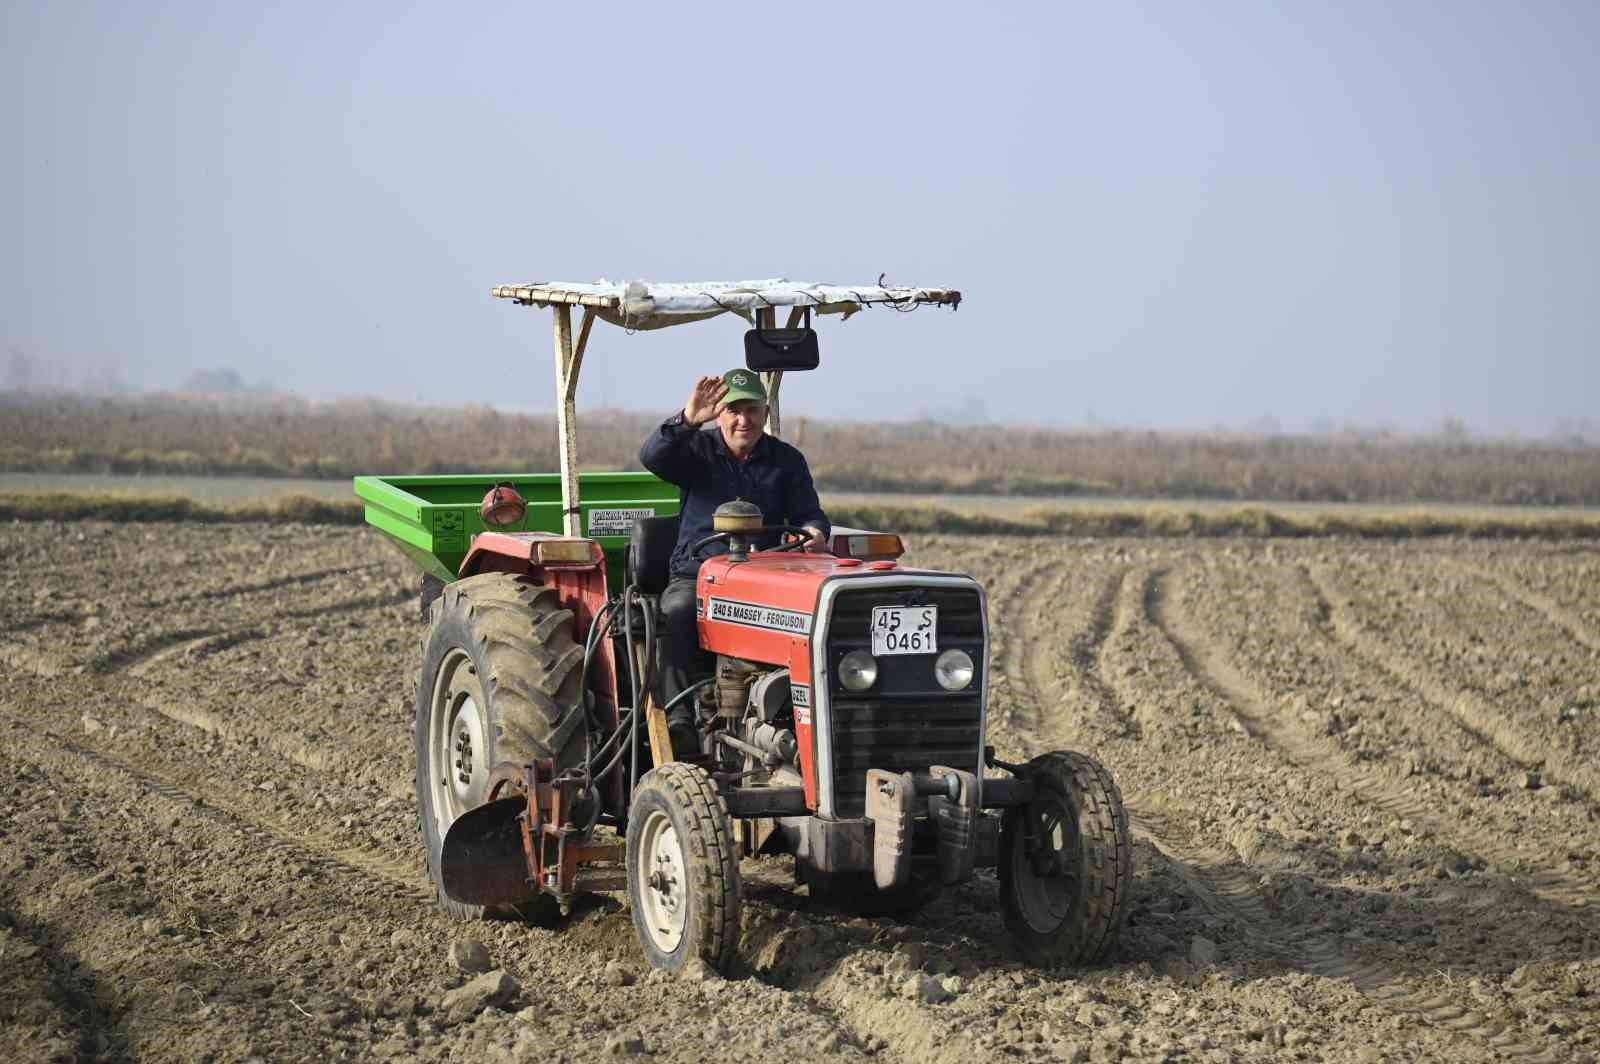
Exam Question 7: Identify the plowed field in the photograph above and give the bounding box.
[3,524,1597,1062]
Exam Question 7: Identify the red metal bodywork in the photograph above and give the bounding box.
[696,552,922,808]
[459,532,938,815]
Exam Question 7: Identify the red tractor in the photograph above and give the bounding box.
[355,279,1131,973]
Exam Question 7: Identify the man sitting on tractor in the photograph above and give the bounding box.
[639,369,830,755]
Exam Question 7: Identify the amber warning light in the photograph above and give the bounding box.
[829,531,904,561]
[535,539,602,566]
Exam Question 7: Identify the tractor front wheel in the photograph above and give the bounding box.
[999,751,1131,966]
[626,762,741,973]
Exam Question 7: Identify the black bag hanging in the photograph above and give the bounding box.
[743,307,820,371]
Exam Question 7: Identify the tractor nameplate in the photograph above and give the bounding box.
[706,597,812,636]
[586,507,656,537]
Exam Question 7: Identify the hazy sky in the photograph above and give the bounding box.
[4,1,1596,433]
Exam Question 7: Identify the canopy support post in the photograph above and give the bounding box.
[755,306,784,438]
[553,306,595,537]
[762,370,784,438]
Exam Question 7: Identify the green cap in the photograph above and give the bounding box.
[722,368,767,405]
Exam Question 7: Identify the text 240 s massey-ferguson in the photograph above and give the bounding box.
[353,278,1133,974]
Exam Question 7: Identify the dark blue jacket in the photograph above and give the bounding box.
[639,412,830,580]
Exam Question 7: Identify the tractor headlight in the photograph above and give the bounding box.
[838,651,878,692]
[934,649,975,691]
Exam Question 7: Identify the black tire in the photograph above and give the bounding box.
[414,573,586,920]
[999,751,1131,966]
[626,762,741,973]
[419,574,444,624]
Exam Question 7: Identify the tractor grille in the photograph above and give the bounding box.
[824,585,984,818]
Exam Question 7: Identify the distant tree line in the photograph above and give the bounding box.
[2,394,1597,507]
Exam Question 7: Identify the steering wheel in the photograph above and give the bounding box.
[690,524,816,559]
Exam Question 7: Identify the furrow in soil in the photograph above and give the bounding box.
[5,637,415,803]
[1304,562,1600,802]
[0,708,431,902]
[1161,562,1600,909]
[1437,557,1600,655]
[1104,562,1570,1061]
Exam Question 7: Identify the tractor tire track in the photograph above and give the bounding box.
[15,584,417,802]
[1289,561,1599,826]
[0,707,431,905]
[1154,563,1599,915]
[1121,809,1555,1058]
[1436,557,1600,656]
[2,638,414,802]
[0,747,404,1063]
[1022,563,1361,984]
[1019,563,1564,1062]
[1065,565,1140,740]
[120,628,269,677]
[991,558,1067,755]
[92,586,410,676]
[146,563,389,609]
[1009,559,1306,960]
[1304,563,1600,803]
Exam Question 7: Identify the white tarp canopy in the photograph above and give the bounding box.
[491,277,961,331]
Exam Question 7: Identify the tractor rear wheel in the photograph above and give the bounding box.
[414,573,586,920]
[626,762,741,974]
[999,751,1131,966]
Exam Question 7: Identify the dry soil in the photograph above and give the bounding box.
[1,523,1597,1062]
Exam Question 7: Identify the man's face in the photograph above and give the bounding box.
[718,400,768,452]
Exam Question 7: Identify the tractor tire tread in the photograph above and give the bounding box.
[414,573,587,920]
[630,762,741,973]
[1000,749,1131,967]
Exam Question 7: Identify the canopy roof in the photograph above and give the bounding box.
[491,278,960,331]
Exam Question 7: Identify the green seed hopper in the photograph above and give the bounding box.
[353,472,679,588]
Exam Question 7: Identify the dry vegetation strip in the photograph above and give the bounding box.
[5,493,1600,540]
[5,394,1599,505]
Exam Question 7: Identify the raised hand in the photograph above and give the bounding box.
[684,375,729,425]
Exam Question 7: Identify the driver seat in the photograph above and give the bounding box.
[625,514,698,708]
[626,514,681,596]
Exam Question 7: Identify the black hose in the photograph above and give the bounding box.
[639,588,657,705]
[588,659,711,774]
[579,595,621,735]
[590,678,713,783]
[630,585,660,789]
[621,585,639,791]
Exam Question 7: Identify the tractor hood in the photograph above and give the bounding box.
[694,551,943,662]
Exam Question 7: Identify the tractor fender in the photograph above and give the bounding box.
[458,531,602,579]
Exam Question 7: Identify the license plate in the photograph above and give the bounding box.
[870,605,938,656]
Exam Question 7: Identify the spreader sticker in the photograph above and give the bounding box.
[586,507,656,537]
[706,597,812,636]
[432,509,465,550]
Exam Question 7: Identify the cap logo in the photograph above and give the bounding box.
[731,373,748,385]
